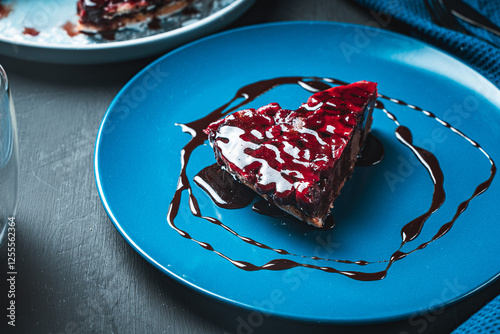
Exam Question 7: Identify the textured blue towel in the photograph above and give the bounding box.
[354,0,500,87]
[352,1,500,332]
[452,294,500,333]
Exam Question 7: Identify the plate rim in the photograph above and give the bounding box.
[94,20,500,324]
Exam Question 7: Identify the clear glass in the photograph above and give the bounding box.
[0,65,19,247]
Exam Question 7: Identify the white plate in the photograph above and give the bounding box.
[0,0,254,64]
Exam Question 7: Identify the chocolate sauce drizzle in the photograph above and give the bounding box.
[168,76,496,281]
[251,200,286,218]
[356,133,385,167]
[193,164,255,209]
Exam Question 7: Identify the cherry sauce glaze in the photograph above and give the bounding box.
[168,76,496,281]
[0,4,12,19]
[22,27,40,37]
[195,129,383,227]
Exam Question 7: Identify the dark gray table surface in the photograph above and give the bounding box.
[1,0,499,333]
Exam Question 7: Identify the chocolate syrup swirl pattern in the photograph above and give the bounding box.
[167,76,496,281]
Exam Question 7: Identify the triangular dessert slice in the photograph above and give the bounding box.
[204,81,378,228]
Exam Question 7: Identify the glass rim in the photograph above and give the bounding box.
[0,64,8,93]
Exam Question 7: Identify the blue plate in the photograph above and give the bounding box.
[94,22,500,323]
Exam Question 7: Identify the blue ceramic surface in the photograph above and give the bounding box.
[95,22,500,323]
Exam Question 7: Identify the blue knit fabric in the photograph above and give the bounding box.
[354,0,500,87]
[352,1,500,331]
[452,294,500,334]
